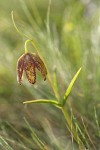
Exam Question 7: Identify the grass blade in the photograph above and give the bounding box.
[24,118,47,150]
[0,136,13,150]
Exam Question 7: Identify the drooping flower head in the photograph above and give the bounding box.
[17,52,47,84]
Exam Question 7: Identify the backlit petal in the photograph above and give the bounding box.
[17,52,47,84]
[32,53,47,80]
[17,54,25,84]
[24,53,36,84]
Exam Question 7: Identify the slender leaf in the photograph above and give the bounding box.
[23,99,61,108]
[63,67,82,106]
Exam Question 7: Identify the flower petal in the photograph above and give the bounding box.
[32,53,47,80]
[17,54,24,84]
[24,53,36,84]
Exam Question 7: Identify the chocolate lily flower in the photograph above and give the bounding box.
[17,52,47,84]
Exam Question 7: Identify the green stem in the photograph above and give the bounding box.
[31,40,60,101]
[24,39,32,53]
[61,106,85,149]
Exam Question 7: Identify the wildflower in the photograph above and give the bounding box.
[17,52,47,84]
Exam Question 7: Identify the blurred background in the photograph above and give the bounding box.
[0,0,100,149]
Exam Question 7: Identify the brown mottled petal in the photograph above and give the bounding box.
[24,58,36,84]
[17,54,25,84]
[32,53,47,80]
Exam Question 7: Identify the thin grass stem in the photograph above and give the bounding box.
[61,106,85,149]
[81,117,96,150]
[24,118,46,150]
[94,106,100,136]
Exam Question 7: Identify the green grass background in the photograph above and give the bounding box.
[0,0,100,149]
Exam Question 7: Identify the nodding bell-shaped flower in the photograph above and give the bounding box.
[17,52,47,84]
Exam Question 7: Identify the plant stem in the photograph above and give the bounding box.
[31,40,60,101]
[24,39,32,53]
[11,11,30,39]
[61,106,85,149]
[12,11,84,148]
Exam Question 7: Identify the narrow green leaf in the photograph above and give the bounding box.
[23,99,61,108]
[63,67,82,105]
[24,118,46,150]
[0,136,13,150]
